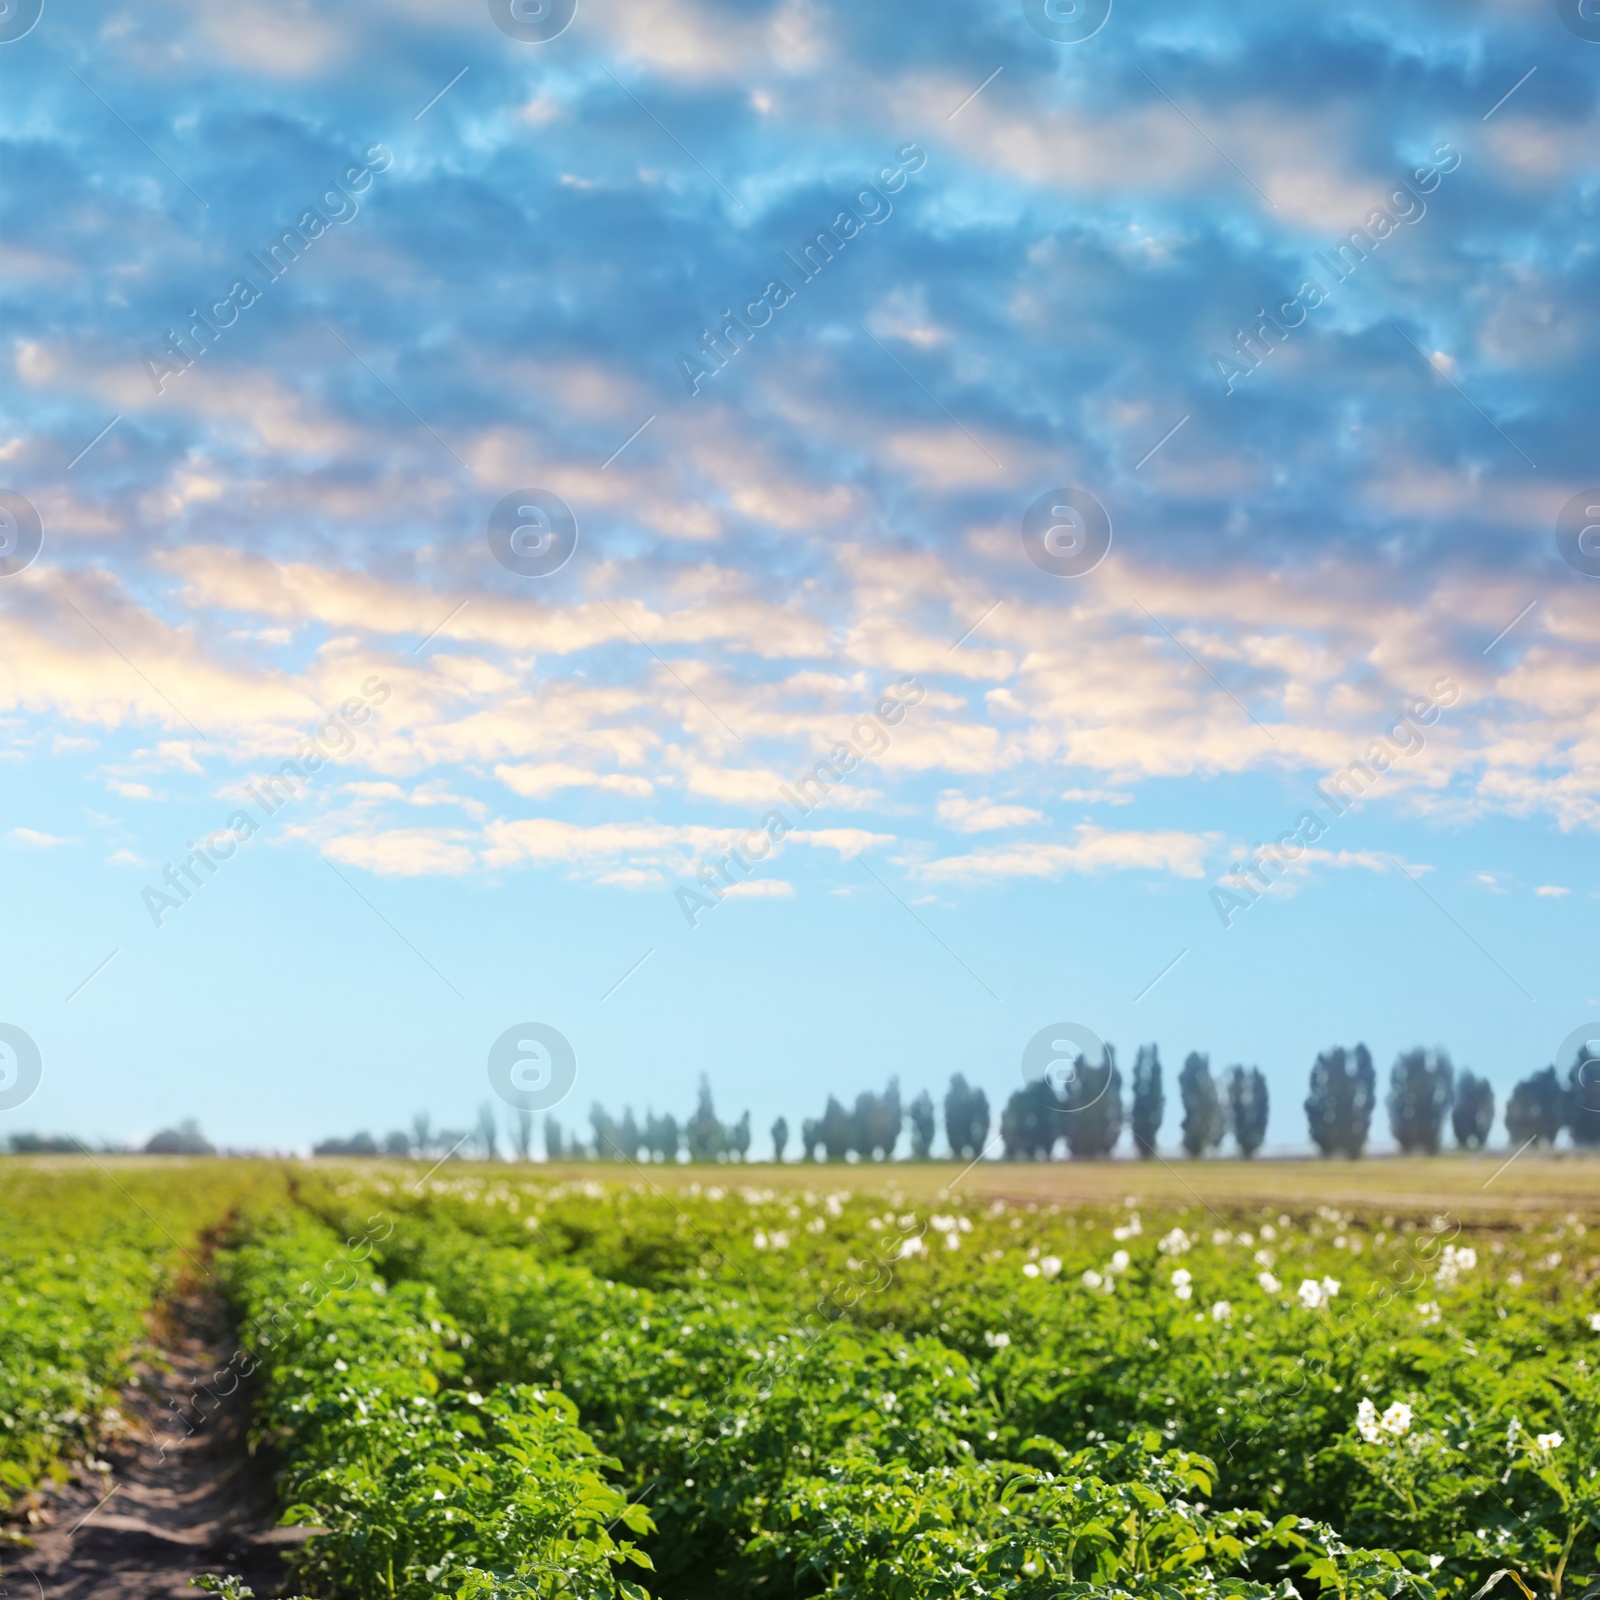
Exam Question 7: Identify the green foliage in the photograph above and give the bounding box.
[1063,1048,1123,1161]
[1227,1067,1269,1158]
[1306,1045,1376,1158]
[850,1080,903,1160]
[0,1160,287,1513]
[1565,1043,1600,1148]
[291,1167,1600,1600]
[10,1163,1600,1600]
[752,1437,1435,1600]
[1132,1045,1164,1158]
[1451,1073,1495,1150]
[1387,1051,1454,1156]
[1180,1053,1227,1158]
[1001,1079,1060,1161]
[219,1206,653,1600]
[684,1075,727,1162]
[943,1074,990,1161]
[1505,1068,1566,1148]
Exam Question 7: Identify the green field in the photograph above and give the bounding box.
[2,1155,1597,1598]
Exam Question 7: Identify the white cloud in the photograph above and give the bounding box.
[917,826,1215,883]
[9,827,72,848]
[935,791,1044,832]
[321,829,477,877]
[723,878,795,899]
[788,828,894,859]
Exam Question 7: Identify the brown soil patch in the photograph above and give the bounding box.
[14,1287,307,1599]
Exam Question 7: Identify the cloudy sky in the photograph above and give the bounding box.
[1,0,1597,1155]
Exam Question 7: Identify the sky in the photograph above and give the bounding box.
[1,0,1597,1157]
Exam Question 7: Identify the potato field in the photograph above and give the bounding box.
[2,1160,1596,1600]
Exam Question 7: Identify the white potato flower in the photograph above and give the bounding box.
[1381,1402,1413,1436]
[1356,1398,1382,1444]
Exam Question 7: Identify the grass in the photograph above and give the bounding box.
[10,1148,1599,1219]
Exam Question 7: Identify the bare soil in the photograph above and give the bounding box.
[12,1287,306,1600]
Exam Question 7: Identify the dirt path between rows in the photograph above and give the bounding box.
[13,1286,306,1600]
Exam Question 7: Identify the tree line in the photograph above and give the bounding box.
[19,1038,1585,1163]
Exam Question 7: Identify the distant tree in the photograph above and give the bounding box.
[508,1107,533,1162]
[820,1096,854,1161]
[411,1111,435,1158]
[476,1102,500,1161]
[1566,1035,1600,1148]
[771,1115,789,1163]
[848,1079,903,1160]
[1305,1044,1376,1158]
[1227,1066,1269,1157]
[1131,1045,1163,1158]
[591,1103,621,1159]
[382,1129,413,1158]
[544,1115,564,1162]
[644,1110,680,1163]
[999,1080,1057,1160]
[800,1116,821,1161]
[1064,1046,1123,1160]
[908,1091,936,1159]
[659,1112,680,1163]
[1505,1067,1567,1148]
[1387,1048,1454,1154]
[729,1111,751,1161]
[145,1119,214,1155]
[9,1133,81,1153]
[616,1108,641,1161]
[685,1076,726,1162]
[944,1074,991,1162]
[1451,1072,1495,1150]
[877,1078,903,1159]
[1179,1053,1226,1158]
[313,1131,378,1157]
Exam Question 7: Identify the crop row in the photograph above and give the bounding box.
[216,1204,654,1599]
[282,1178,1432,1600]
[298,1172,1599,1597]
[0,1162,284,1516]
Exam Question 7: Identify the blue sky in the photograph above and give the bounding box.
[1,0,1597,1155]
